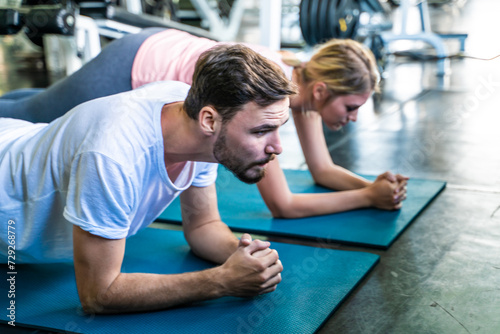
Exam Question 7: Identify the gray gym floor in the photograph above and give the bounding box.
[1,1,499,333]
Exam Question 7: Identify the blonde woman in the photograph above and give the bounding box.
[260,39,407,217]
[0,28,408,217]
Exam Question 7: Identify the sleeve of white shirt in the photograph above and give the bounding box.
[63,152,136,239]
[191,162,219,188]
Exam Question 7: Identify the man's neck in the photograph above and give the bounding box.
[160,102,216,167]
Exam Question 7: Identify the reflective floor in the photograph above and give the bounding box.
[1,0,500,333]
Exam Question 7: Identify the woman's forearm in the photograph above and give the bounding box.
[266,188,372,219]
[310,163,372,191]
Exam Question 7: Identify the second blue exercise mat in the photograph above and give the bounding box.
[158,167,446,249]
[1,228,379,334]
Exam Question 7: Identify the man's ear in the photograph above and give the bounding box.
[312,82,328,102]
[198,106,220,136]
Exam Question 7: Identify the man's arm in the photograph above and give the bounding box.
[179,183,241,263]
[73,225,222,314]
[73,225,282,314]
[73,183,282,314]
[179,184,283,288]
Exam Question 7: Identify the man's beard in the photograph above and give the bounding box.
[213,129,273,184]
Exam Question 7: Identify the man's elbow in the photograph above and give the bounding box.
[79,290,115,315]
[80,295,104,314]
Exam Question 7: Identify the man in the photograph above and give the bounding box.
[0,44,297,313]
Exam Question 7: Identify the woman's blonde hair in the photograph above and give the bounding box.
[297,39,380,105]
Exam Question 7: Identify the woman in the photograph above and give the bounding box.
[0,28,407,217]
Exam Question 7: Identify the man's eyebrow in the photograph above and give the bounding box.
[250,124,279,132]
[250,117,289,132]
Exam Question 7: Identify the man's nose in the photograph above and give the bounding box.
[265,133,282,155]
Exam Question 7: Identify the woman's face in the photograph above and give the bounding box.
[316,91,372,131]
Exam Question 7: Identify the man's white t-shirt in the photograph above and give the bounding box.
[0,81,218,263]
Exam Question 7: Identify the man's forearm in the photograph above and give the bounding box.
[180,184,239,264]
[80,234,281,314]
[184,220,239,264]
[73,224,280,315]
[81,268,224,314]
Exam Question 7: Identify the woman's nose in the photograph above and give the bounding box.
[348,110,358,122]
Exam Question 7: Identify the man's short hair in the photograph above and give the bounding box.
[184,44,297,124]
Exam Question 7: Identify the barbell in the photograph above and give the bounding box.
[300,0,361,45]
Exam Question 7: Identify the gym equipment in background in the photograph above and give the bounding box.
[0,0,217,75]
[297,0,468,76]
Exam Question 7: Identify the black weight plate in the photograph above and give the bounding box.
[308,0,321,45]
[317,0,332,43]
[346,0,361,39]
[326,0,339,39]
[0,9,23,35]
[335,0,350,38]
[332,0,360,39]
[323,0,336,41]
[300,0,313,45]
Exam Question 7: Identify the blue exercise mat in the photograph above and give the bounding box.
[1,228,378,334]
[158,167,446,249]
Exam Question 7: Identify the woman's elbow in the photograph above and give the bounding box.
[310,171,330,188]
[266,201,306,219]
[268,205,287,218]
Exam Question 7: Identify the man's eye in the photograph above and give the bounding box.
[253,129,272,137]
[346,106,358,112]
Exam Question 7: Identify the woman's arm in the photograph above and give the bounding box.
[257,157,407,218]
[257,158,370,218]
[292,109,409,193]
[255,110,408,218]
[292,109,371,190]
